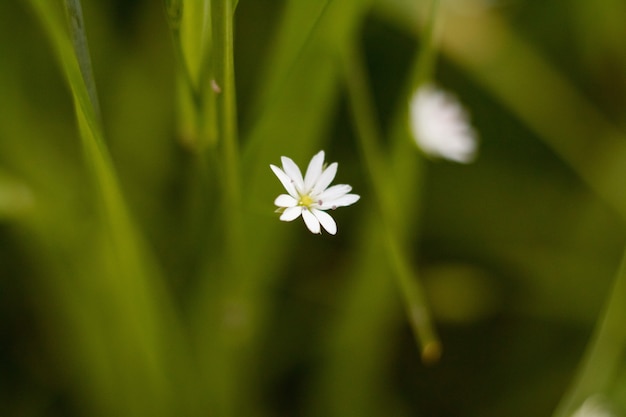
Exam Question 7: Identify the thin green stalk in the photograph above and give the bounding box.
[165,0,220,150]
[552,247,626,417]
[64,0,101,124]
[164,0,202,111]
[197,0,214,102]
[198,1,250,415]
[212,0,242,256]
[341,43,441,363]
[411,0,440,89]
[30,1,101,148]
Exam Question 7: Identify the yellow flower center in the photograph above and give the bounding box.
[299,194,314,208]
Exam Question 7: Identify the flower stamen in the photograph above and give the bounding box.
[299,194,314,208]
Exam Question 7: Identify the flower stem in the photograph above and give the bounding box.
[411,0,441,89]
[212,0,243,257]
[340,43,441,363]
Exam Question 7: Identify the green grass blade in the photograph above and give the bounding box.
[24,2,188,415]
[64,0,101,124]
[341,42,440,361]
[552,248,626,417]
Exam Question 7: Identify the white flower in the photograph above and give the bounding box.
[571,396,615,417]
[409,83,478,163]
[270,150,360,235]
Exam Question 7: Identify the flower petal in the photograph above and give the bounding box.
[280,206,302,222]
[304,150,325,191]
[302,209,321,234]
[270,164,298,197]
[312,162,337,195]
[312,209,337,235]
[274,194,298,207]
[409,84,478,163]
[281,156,305,192]
[317,184,351,203]
[320,193,360,210]
[439,133,477,163]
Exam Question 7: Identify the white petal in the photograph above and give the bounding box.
[302,209,321,234]
[304,150,325,191]
[281,156,305,192]
[312,162,337,195]
[337,194,361,207]
[438,133,477,163]
[409,84,478,163]
[317,184,351,203]
[274,194,298,207]
[320,193,360,210]
[280,206,302,222]
[312,209,337,235]
[270,164,298,198]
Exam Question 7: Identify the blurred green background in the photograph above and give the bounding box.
[2,0,626,416]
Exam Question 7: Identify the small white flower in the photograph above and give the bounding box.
[571,396,615,417]
[409,83,478,163]
[270,150,360,235]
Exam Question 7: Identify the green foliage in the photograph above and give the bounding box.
[2,0,626,416]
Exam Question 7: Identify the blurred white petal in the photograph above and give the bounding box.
[570,395,615,417]
[409,84,478,163]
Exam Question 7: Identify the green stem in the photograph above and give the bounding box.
[552,247,626,417]
[197,0,213,98]
[212,0,242,247]
[341,43,441,363]
[204,2,249,415]
[64,0,101,125]
[411,0,441,88]
[165,0,220,149]
[163,0,203,111]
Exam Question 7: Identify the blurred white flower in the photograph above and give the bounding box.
[571,396,615,417]
[409,83,478,163]
[270,150,360,235]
